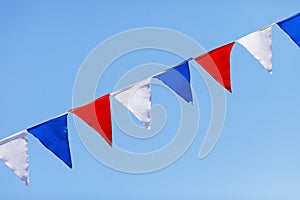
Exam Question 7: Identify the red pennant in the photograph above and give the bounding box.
[69,94,112,146]
[194,42,235,92]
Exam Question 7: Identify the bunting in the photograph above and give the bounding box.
[1,13,300,186]
[277,12,300,48]
[70,94,113,146]
[27,114,72,168]
[237,25,273,72]
[154,60,193,103]
[0,130,28,185]
[194,42,235,92]
[112,78,152,129]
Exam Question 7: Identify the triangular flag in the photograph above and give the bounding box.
[194,42,235,92]
[27,114,72,168]
[0,130,28,185]
[112,78,152,129]
[70,94,112,146]
[237,25,273,72]
[277,13,300,48]
[154,60,193,103]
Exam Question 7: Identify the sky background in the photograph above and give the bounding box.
[1,0,300,199]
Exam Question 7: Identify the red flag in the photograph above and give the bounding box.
[194,42,235,92]
[69,94,112,146]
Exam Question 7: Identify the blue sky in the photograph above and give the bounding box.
[1,1,300,199]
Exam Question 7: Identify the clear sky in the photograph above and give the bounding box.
[1,0,300,199]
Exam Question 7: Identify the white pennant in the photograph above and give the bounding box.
[0,130,29,185]
[112,78,152,129]
[237,24,274,73]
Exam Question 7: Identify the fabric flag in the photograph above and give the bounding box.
[0,130,28,185]
[69,94,112,146]
[194,42,235,92]
[154,60,193,103]
[112,78,152,129]
[237,24,273,73]
[27,114,72,168]
[277,12,300,48]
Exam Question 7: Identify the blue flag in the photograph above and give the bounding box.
[27,114,72,168]
[277,13,300,48]
[155,60,193,103]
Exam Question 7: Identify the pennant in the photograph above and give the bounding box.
[277,13,300,48]
[70,94,112,146]
[112,78,152,129]
[194,42,235,92]
[237,25,273,72]
[27,114,72,168]
[0,130,28,185]
[154,60,193,103]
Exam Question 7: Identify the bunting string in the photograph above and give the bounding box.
[0,12,299,185]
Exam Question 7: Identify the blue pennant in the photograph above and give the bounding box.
[277,13,300,48]
[155,60,193,103]
[27,114,72,168]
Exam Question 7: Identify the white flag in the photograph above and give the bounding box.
[0,130,29,185]
[237,24,274,73]
[112,78,152,129]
